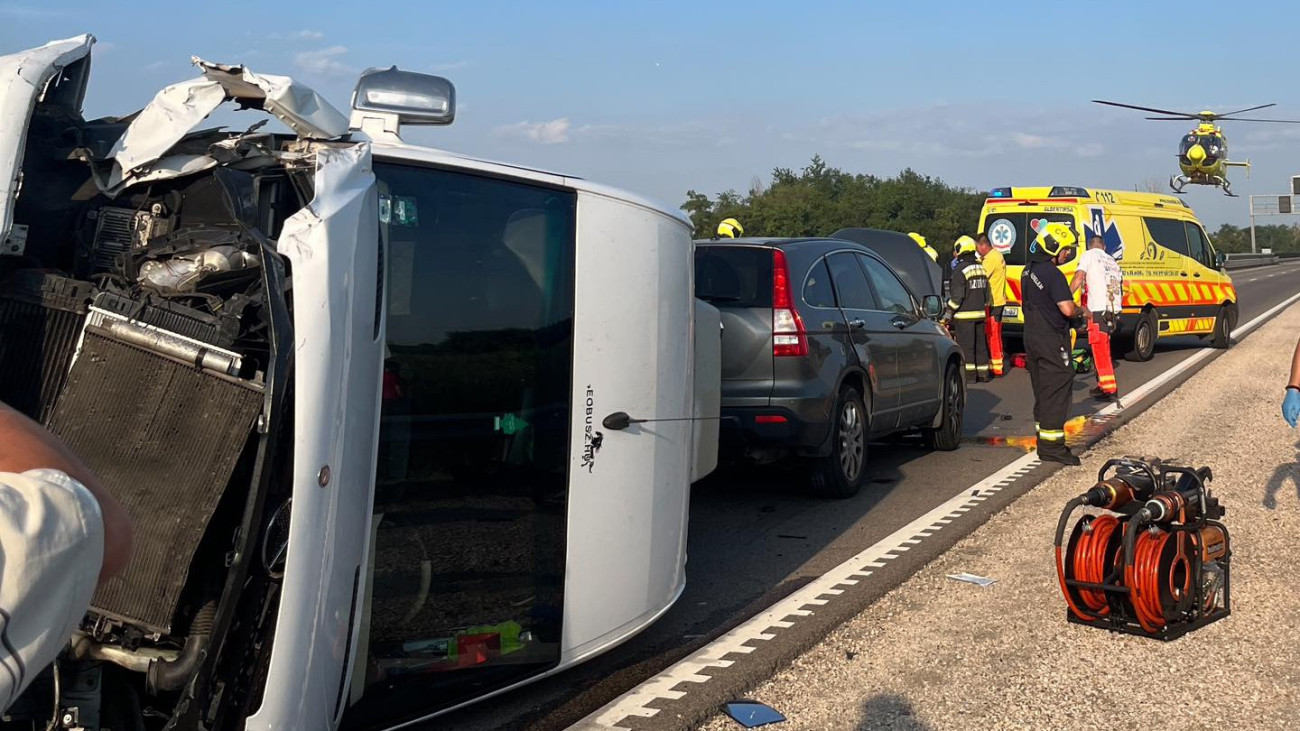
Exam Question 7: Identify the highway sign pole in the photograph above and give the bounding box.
[1250,195,1258,254]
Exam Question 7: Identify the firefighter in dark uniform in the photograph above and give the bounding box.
[1021,222,1084,466]
[944,236,991,383]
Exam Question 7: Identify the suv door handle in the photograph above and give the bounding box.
[890,315,911,329]
[848,318,866,330]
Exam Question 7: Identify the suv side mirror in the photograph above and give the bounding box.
[922,295,944,319]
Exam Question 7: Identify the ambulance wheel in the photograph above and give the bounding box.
[1211,305,1236,349]
[808,385,868,499]
[1124,309,1157,362]
[923,363,964,452]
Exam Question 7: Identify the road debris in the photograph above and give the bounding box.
[945,572,997,587]
[723,700,786,728]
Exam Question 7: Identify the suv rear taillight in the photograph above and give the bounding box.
[771,249,808,357]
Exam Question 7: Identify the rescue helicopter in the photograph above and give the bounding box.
[1092,100,1300,197]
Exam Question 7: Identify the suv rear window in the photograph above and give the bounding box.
[695,247,773,307]
[982,212,1079,266]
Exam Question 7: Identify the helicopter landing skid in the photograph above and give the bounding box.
[1217,176,1236,197]
[1170,175,1189,194]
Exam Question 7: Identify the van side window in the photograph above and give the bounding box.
[1143,217,1190,257]
[1183,222,1214,269]
[803,257,837,308]
[826,252,877,310]
[858,254,917,315]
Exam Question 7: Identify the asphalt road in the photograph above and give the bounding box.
[433,260,1300,731]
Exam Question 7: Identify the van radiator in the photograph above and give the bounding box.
[46,329,263,633]
[0,272,93,422]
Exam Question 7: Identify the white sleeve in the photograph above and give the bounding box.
[0,469,104,711]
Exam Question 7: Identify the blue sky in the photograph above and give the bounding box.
[4,0,1299,228]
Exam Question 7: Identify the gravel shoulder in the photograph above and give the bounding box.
[697,304,1300,731]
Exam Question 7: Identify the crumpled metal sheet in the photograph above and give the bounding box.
[101,56,350,195]
[0,34,94,243]
[106,78,227,189]
[194,58,350,140]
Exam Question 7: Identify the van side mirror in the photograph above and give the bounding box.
[1215,251,1226,269]
[922,295,944,319]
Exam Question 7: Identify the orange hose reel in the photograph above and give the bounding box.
[1055,457,1231,640]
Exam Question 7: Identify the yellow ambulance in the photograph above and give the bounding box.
[978,185,1238,361]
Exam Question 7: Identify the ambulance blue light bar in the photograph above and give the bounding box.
[988,187,1012,198]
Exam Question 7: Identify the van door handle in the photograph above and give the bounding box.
[848,318,866,330]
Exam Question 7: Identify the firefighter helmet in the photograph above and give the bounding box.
[716,218,744,239]
[954,235,977,256]
[909,232,939,262]
[1035,222,1077,257]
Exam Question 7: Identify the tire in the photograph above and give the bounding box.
[923,364,964,451]
[807,385,869,499]
[1210,304,1236,349]
[1123,309,1157,362]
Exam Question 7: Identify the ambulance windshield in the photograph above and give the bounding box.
[981,212,1078,266]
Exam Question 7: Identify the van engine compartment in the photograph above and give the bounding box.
[0,55,322,730]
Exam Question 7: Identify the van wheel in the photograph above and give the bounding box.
[923,364,964,451]
[1124,309,1157,362]
[1211,305,1236,349]
[807,385,868,499]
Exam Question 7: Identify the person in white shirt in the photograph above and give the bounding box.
[1071,235,1124,398]
[0,401,132,710]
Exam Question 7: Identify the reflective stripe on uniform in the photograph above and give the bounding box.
[953,311,985,320]
[947,299,961,310]
[1037,428,1066,443]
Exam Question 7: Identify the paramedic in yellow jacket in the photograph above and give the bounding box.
[975,232,1007,377]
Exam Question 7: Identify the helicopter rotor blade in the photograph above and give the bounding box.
[1092,99,1198,117]
[1215,116,1300,124]
[1145,116,1199,121]
[1218,103,1276,117]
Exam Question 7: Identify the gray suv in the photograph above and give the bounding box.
[695,237,966,498]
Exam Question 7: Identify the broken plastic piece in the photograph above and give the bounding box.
[946,572,997,587]
[724,700,786,728]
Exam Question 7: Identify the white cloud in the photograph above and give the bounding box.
[432,60,472,73]
[493,118,572,144]
[1012,132,1064,150]
[270,29,325,41]
[293,46,353,76]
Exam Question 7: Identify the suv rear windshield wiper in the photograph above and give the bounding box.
[697,294,742,303]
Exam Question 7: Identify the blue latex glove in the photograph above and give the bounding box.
[1284,389,1300,427]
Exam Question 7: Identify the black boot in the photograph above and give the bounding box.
[1038,446,1081,466]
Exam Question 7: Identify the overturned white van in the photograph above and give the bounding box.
[0,35,718,730]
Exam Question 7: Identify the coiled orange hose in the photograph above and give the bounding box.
[1071,515,1120,615]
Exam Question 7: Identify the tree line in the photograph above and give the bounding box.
[683,156,984,261]
[1210,223,1300,254]
[683,155,1285,258]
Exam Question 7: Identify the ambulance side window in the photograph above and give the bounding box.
[1143,217,1190,257]
[1183,222,1214,269]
